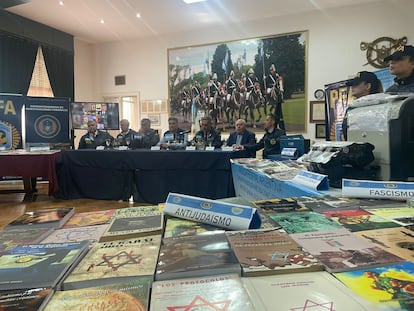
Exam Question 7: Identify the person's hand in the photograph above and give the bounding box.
[232,144,244,151]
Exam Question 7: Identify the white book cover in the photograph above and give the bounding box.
[150,274,256,311]
[40,224,109,248]
[242,271,376,310]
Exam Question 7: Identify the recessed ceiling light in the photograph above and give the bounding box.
[136,13,141,18]
[59,0,64,5]
[183,0,206,4]
[100,19,105,24]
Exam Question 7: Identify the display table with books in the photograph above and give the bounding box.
[0,196,413,310]
[231,158,323,201]
[55,149,250,203]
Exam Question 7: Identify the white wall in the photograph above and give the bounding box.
[74,0,413,139]
[74,39,99,101]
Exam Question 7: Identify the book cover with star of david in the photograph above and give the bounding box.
[225,229,324,277]
[150,274,256,311]
[242,271,374,311]
[62,235,161,290]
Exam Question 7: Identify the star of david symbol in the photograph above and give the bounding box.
[167,295,231,311]
[291,299,335,311]
[88,251,142,272]
[268,250,289,261]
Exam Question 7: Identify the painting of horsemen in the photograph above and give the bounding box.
[168,31,307,134]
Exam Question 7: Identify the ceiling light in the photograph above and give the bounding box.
[136,13,141,18]
[100,19,105,24]
[59,0,64,5]
[183,0,206,4]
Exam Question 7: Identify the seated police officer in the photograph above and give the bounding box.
[160,117,187,149]
[78,120,114,149]
[130,118,160,149]
[192,116,222,149]
[234,114,285,158]
[116,119,138,147]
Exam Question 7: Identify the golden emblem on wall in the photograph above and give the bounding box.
[360,36,407,68]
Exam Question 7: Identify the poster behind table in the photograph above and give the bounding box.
[25,96,70,145]
[0,93,23,150]
[324,80,353,141]
[374,68,394,91]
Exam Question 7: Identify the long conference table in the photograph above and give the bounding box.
[55,149,250,204]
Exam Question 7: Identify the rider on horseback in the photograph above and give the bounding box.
[208,73,221,125]
[266,64,285,131]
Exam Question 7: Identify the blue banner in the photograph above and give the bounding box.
[25,96,70,144]
[0,93,23,149]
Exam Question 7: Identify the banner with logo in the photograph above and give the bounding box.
[164,192,262,230]
[342,178,414,200]
[25,96,70,145]
[0,93,23,150]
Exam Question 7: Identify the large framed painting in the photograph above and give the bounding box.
[168,31,308,134]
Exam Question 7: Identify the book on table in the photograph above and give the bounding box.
[62,209,115,228]
[363,206,414,226]
[291,228,405,273]
[62,235,161,290]
[150,273,256,311]
[225,228,323,276]
[0,227,54,256]
[5,207,75,229]
[155,232,241,281]
[40,224,109,248]
[333,261,414,311]
[267,211,343,234]
[242,271,376,311]
[163,216,224,238]
[0,287,54,311]
[99,210,164,242]
[44,278,151,311]
[252,197,311,213]
[353,227,414,262]
[322,208,401,232]
[0,241,90,291]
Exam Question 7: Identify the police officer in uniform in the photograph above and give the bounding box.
[78,120,114,149]
[235,114,285,159]
[193,116,222,149]
[116,119,138,147]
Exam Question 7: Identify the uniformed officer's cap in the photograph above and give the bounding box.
[346,71,379,88]
[384,45,414,62]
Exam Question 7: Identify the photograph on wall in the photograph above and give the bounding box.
[0,94,23,150]
[168,31,307,134]
[25,96,70,145]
